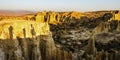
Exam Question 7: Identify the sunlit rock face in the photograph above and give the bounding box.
[36,12,46,23]
[0,20,50,39]
[0,20,57,60]
[115,10,120,20]
[93,22,110,34]
[25,14,35,20]
[35,11,61,24]
[47,12,58,24]
[70,11,84,19]
[0,19,73,60]
[109,10,120,21]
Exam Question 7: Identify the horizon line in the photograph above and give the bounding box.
[0,9,119,12]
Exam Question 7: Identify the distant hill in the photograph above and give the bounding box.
[0,10,35,16]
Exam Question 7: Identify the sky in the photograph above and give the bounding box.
[0,0,120,12]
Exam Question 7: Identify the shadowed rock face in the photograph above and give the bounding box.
[0,35,57,60]
[49,11,120,60]
[0,33,73,60]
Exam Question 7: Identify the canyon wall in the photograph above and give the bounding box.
[0,10,120,60]
[0,20,73,60]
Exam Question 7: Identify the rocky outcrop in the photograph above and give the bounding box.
[39,35,56,60]
[0,35,57,60]
[116,20,120,31]
[0,10,120,60]
[115,10,120,20]
[0,20,54,60]
[0,20,73,60]
[49,11,120,60]
[85,36,97,56]
[36,12,46,23]
[0,20,50,39]
[93,22,110,34]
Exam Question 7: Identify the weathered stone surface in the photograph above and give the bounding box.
[85,36,97,56]
[39,35,56,60]
[0,11,120,60]
[94,33,115,44]
[0,34,59,60]
[0,20,50,39]
[0,48,5,60]
[36,12,46,23]
[93,22,110,34]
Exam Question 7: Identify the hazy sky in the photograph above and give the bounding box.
[0,0,120,12]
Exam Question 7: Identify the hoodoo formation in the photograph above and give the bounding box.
[0,10,120,60]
